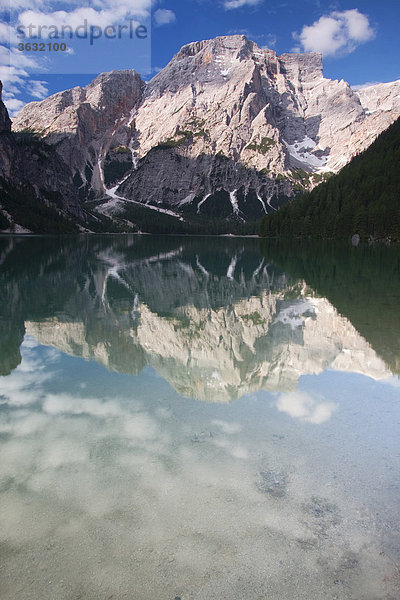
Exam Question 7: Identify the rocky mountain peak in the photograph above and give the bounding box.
[0,81,11,133]
[7,35,400,232]
[15,69,144,134]
[145,34,260,100]
[176,34,253,58]
[13,69,145,194]
[84,69,144,113]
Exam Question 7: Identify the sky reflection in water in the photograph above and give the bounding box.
[0,235,399,599]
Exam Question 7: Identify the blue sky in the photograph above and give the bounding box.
[0,0,399,115]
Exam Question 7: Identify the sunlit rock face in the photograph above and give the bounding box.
[13,71,144,195]
[12,35,400,222]
[0,82,14,181]
[355,80,400,114]
[0,84,84,229]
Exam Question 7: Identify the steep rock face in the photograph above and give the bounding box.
[14,70,145,197]
[119,35,400,219]
[118,149,293,218]
[0,86,85,232]
[356,80,400,114]
[354,80,400,155]
[0,82,14,179]
[11,35,400,225]
[0,82,11,133]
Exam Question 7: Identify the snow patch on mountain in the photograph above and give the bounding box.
[283,137,328,172]
[229,189,239,214]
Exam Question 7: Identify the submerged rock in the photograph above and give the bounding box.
[255,469,287,498]
[191,431,213,444]
[303,496,342,538]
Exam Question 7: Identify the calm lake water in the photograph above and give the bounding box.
[0,235,399,600]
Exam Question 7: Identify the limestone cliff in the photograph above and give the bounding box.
[0,81,13,180]
[0,82,85,232]
[14,70,145,198]
[8,35,400,229]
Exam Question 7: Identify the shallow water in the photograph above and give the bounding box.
[0,235,399,599]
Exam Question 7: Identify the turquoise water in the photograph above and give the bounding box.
[0,235,399,599]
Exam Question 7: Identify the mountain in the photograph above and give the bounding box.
[0,82,13,187]
[0,81,87,233]
[2,34,400,233]
[260,116,400,240]
[0,71,147,233]
[13,70,144,197]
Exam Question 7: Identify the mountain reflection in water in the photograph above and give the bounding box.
[1,235,400,600]
[0,235,399,401]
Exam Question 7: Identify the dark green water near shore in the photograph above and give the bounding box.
[0,235,399,599]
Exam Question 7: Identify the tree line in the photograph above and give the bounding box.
[260,117,400,241]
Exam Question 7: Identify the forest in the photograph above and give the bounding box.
[260,117,400,241]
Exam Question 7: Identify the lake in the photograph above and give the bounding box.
[0,234,399,599]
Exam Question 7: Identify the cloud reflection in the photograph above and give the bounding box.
[275,391,338,424]
[0,336,397,599]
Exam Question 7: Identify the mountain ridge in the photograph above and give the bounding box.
[2,34,400,233]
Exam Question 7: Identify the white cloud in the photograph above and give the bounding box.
[0,45,45,115]
[224,0,263,10]
[275,391,337,424]
[1,0,149,12]
[0,68,26,93]
[261,33,277,49]
[153,8,176,26]
[4,98,24,113]
[42,394,125,418]
[7,1,151,56]
[0,22,16,44]
[212,420,242,435]
[92,0,150,14]
[0,0,42,8]
[0,0,151,114]
[123,413,159,440]
[17,8,142,33]
[0,45,41,71]
[15,0,151,32]
[294,9,375,57]
[26,79,48,98]
[0,344,52,406]
[351,81,381,90]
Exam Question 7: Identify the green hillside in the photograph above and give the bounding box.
[260,117,400,241]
